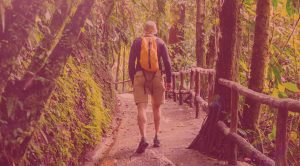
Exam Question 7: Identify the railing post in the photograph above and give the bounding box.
[189,69,195,108]
[172,74,177,102]
[228,88,238,165]
[194,70,200,118]
[179,71,184,105]
[207,72,213,102]
[275,108,288,166]
[115,82,118,91]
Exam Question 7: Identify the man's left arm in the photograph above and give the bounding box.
[160,43,172,90]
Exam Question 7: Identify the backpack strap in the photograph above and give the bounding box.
[142,70,157,94]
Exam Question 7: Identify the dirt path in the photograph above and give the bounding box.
[97,94,249,166]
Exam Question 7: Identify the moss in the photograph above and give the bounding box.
[25,57,111,165]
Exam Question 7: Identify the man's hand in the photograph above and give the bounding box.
[165,83,172,91]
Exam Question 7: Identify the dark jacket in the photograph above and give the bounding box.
[128,37,172,83]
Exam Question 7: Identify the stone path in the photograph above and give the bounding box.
[89,94,250,166]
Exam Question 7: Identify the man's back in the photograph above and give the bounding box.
[128,36,172,84]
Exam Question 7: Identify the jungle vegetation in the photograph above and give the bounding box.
[0,0,299,165]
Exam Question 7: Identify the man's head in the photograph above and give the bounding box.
[144,21,157,36]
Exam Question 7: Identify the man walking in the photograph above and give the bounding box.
[128,21,172,154]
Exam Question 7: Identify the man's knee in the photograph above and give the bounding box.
[152,104,161,111]
[137,115,147,124]
[137,103,147,122]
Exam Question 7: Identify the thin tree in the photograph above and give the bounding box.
[189,0,239,161]
[122,45,126,92]
[0,0,44,97]
[27,0,81,75]
[156,0,167,40]
[0,0,95,164]
[241,0,271,137]
[206,1,219,69]
[168,1,185,57]
[115,45,121,90]
[196,0,206,67]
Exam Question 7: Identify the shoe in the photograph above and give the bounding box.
[136,139,149,154]
[153,137,160,147]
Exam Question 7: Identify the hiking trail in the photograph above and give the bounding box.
[86,93,250,166]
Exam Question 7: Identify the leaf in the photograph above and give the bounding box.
[286,0,296,16]
[272,66,281,84]
[290,131,298,141]
[278,83,285,92]
[85,18,93,27]
[268,125,276,141]
[45,10,51,21]
[240,61,249,72]
[80,27,86,33]
[283,82,300,92]
[271,89,279,97]
[278,91,288,98]
[272,0,278,8]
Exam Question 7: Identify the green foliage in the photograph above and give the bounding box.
[286,0,298,15]
[273,0,279,8]
[283,82,300,92]
[25,57,110,165]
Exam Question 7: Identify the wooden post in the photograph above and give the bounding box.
[275,108,288,166]
[179,71,184,105]
[194,70,200,118]
[190,69,195,108]
[172,74,177,102]
[122,46,126,93]
[115,47,121,91]
[207,72,213,102]
[228,88,238,165]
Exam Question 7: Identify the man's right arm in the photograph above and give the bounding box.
[128,40,137,83]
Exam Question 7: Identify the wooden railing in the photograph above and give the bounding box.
[114,79,132,93]
[171,68,215,118]
[218,79,300,166]
[114,67,300,165]
[170,67,300,166]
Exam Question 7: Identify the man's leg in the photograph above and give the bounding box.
[151,72,165,147]
[152,103,161,136]
[135,102,149,153]
[152,97,162,147]
[137,103,147,138]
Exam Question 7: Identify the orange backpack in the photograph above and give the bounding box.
[139,37,159,72]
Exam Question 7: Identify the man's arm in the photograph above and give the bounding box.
[160,42,172,83]
[128,40,137,83]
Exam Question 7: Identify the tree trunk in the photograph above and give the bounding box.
[0,0,95,164]
[168,2,185,57]
[156,0,167,40]
[189,0,239,160]
[115,47,121,91]
[0,0,44,97]
[242,0,271,130]
[122,45,126,93]
[26,0,80,74]
[206,2,219,69]
[196,0,206,67]
[206,28,217,68]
